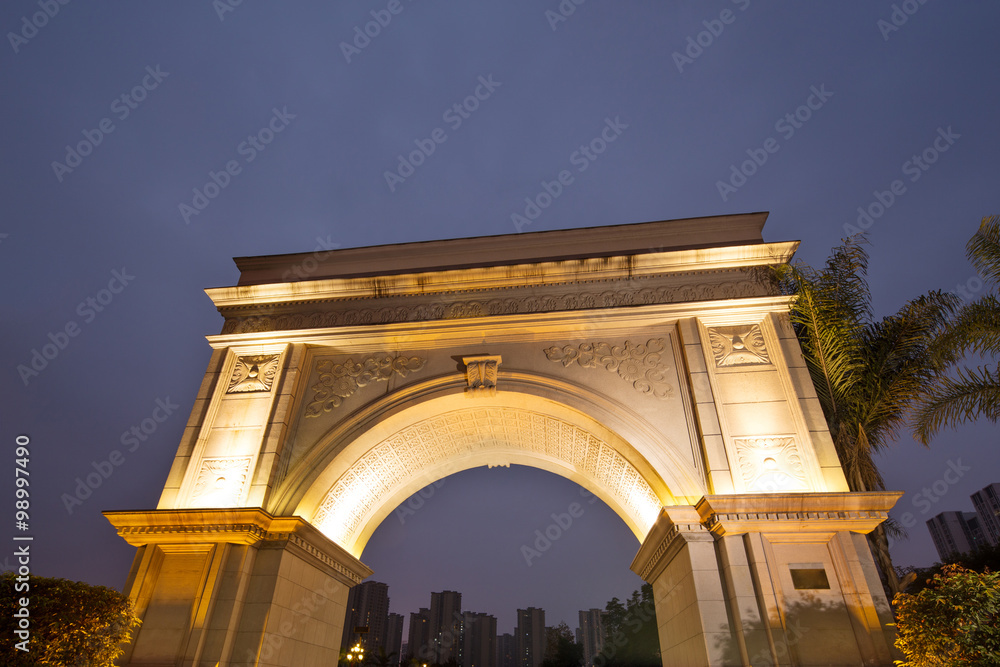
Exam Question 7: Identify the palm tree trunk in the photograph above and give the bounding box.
[868,524,900,597]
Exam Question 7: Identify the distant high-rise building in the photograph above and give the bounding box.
[342,581,391,652]
[927,511,987,560]
[515,608,545,667]
[407,608,431,663]
[385,612,404,664]
[577,609,605,666]
[430,591,463,664]
[497,633,516,667]
[971,483,1000,546]
[460,612,497,667]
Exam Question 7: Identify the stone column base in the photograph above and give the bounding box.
[631,492,902,667]
[104,508,372,667]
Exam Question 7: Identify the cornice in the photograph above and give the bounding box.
[208,242,797,311]
[204,296,795,349]
[630,492,903,583]
[103,508,373,584]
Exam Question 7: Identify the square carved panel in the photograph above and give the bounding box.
[708,324,770,367]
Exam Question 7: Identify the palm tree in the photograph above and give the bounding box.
[773,238,956,595]
[915,215,1000,443]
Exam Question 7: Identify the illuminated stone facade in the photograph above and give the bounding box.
[105,213,900,666]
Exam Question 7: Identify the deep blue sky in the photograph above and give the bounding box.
[2,1,999,636]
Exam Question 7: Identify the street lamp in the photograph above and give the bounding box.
[346,642,364,664]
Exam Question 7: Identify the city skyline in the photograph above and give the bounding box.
[343,578,615,657]
[926,482,1000,560]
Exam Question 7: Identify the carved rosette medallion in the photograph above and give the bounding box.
[191,456,253,506]
[543,339,673,399]
[733,436,808,492]
[305,354,426,417]
[463,355,502,394]
[313,408,662,548]
[227,354,280,393]
[708,324,770,367]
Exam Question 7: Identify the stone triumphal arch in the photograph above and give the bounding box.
[105,213,901,666]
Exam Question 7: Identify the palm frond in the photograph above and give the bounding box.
[774,240,871,424]
[967,215,1000,286]
[882,515,907,542]
[929,294,1000,362]
[913,364,1000,443]
[853,292,957,446]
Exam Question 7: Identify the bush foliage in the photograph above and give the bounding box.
[0,572,140,666]
[892,563,1000,666]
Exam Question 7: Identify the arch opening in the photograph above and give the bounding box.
[294,394,674,558]
[357,464,652,657]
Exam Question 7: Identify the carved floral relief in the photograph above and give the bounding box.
[544,338,673,399]
[305,354,426,417]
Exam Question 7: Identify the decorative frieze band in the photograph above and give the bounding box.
[283,533,365,585]
[220,273,772,334]
[111,522,269,543]
[544,339,674,399]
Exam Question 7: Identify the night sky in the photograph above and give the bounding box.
[2,2,999,637]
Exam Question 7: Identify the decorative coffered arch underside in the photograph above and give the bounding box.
[300,395,678,558]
